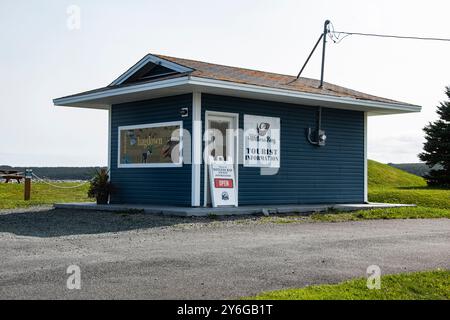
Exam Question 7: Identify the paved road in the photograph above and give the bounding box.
[0,208,449,299]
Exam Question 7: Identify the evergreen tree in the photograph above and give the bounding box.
[418,86,450,187]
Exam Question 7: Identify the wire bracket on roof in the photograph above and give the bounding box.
[290,20,330,88]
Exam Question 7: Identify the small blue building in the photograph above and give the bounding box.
[54,54,420,208]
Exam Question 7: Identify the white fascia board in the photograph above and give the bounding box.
[53,76,190,106]
[188,77,422,114]
[54,75,421,115]
[109,54,193,86]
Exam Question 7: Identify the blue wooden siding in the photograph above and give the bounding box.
[201,94,365,205]
[110,94,192,206]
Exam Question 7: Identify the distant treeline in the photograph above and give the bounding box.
[0,166,106,180]
[388,163,441,177]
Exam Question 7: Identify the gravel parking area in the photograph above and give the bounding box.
[0,206,288,237]
[0,206,449,299]
[0,206,232,236]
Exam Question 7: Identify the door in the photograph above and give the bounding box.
[205,112,238,206]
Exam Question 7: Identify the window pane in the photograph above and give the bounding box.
[119,124,181,165]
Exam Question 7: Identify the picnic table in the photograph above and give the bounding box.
[0,170,24,183]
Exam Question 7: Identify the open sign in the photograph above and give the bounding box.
[214,178,233,188]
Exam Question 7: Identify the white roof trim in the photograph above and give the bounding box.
[54,76,190,106]
[188,76,421,113]
[109,54,193,86]
[54,75,421,114]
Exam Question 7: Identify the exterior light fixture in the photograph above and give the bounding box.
[180,107,189,117]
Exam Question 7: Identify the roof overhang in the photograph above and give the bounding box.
[54,76,421,116]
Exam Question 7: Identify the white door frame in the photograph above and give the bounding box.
[204,110,239,207]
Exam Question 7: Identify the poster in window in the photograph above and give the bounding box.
[118,121,182,167]
[243,115,280,168]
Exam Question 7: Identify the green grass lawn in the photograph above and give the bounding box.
[257,161,450,223]
[369,187,450,209]
[246,270,450,300]
[367,160,427,188]
[0,182,90,209]
[312,161,450,222]
[312,187,450,222]
[367,160,449,208]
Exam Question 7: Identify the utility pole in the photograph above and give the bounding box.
[319,20,331,88]
[295,19,331,89]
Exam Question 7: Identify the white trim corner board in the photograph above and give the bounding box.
[364,112,368,203]
[191,92,202,206]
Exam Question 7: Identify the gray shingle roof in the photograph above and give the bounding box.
[155,54,414,106]
[54,53,418,109]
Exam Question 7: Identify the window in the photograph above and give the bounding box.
[118,121,183,168]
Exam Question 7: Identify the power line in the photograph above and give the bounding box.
[330,31,450,42]
[293,20,450,86]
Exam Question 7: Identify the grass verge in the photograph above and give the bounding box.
[257,206,450,224]
[0,182,90,209]
[312,183,450,222]
[246,270,450,300]
[369,187,450,209]
[311,206,450,222]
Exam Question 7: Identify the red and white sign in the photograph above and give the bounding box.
[209,157,237,207]
[214,179,233,188]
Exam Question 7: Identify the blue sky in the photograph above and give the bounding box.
[1,0,449,166]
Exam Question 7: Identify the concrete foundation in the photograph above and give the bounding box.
[53,202,415,217]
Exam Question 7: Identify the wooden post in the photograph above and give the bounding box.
[24,169,32,201]
[24,178,31,200]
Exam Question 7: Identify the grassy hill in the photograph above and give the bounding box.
[368,160,449,212]
[368,160,427,188]
[388,162,439,178]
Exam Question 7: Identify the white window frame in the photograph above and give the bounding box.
[117,121,183,168]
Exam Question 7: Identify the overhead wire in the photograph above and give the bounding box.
[328,23,450,43]
[292,21,450,83]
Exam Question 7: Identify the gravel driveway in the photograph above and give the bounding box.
[0,206,449,299]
